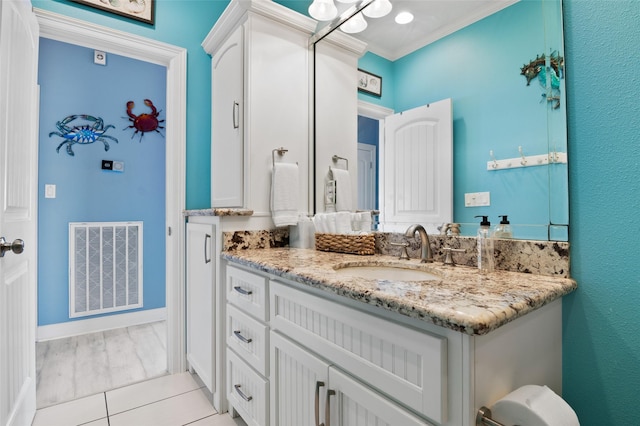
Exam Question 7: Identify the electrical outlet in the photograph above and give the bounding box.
[101,160,113,170]
[465,191,490,207]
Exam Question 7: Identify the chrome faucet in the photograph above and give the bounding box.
[404,224,433,263]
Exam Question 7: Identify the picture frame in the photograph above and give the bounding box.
[70,0,155,25]
[357,69,382,97]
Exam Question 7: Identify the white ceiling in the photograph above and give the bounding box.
[344,0,518,61]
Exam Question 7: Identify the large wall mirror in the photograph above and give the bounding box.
[281,0,568,241]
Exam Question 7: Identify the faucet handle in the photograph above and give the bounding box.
[442,247,465,266]
[390,242,410,260]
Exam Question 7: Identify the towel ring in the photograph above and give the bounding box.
[332,154,348,170]
[272,147,292,167]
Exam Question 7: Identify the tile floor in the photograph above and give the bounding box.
[36,321,168,408]
[32,371,247,426]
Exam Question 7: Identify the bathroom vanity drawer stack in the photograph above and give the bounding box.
[225,265,269,426]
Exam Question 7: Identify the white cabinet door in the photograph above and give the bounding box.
[186,223,215,392]
[270,331,330,426]
[327,367,433,426]
[211,27,243,207]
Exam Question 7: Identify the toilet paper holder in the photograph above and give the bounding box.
[476,406,511,426]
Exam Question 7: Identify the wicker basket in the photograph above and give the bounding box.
[315,233,375,255]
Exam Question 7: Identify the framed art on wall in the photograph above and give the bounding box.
[357,69,382,97]
[70,0,155,25]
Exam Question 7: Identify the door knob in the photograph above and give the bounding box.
[0,237,24,257]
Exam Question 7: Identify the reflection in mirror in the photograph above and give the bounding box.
[281,0,569,241]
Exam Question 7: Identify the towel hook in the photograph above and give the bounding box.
[332,154,349,170]
[272,147,288,168]
[518,146,527,166]
[489,150,498,169]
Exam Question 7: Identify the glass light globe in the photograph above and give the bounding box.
[363,0,392,18]
[340,12,368,33]
[309,0,338,21]
[395,11,414,24]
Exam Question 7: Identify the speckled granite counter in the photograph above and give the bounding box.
[221,248,577,335]
[184,208,253,217]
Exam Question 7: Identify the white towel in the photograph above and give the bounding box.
[329,167,353,211]
[271,163,299,227]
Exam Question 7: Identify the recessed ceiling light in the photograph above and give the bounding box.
[395,11,414,25]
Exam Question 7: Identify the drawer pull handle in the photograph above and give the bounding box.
[233,330,253,344]
[234,384,253,402]
[325,389,336,426]
[233,286,253,296]
[315,381,325,426]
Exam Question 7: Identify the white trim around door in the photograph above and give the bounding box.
[34,8,187,374]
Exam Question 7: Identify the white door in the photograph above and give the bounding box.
[382,99,452,233]
[0,0,39,425]
[186,223,214,392]
[357,143,376,211]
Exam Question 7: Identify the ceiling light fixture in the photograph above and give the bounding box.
[308,0,338,21]
[395,11,414,25]
[362,0,392,19]
[340,12,368,33]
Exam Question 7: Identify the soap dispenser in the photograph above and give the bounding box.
[494,215,513,239]
[475,215,495,273]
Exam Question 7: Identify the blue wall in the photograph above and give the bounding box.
[38,38,167,325]
[32,0,229,210]
[563,0,640,424]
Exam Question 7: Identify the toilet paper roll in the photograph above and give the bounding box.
[491,385,580,426]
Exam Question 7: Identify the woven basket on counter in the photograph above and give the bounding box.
[315,233,375,255]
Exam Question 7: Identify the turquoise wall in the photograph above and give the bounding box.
[38,38,167,325]
[355,1,567,240]
[563,0,640,424]
[32,0,230,210]
[31,0,640,423]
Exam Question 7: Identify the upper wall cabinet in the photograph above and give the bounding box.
[203,1,316,215]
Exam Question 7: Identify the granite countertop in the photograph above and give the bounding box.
[222,248,577,336]
[184,208,253,217]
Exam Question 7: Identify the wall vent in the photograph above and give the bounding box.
[69,222,143,318]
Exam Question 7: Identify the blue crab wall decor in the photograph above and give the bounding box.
[520,51,564,109]
[49,114,119,156]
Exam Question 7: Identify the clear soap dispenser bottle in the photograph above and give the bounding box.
[475,215,494,273]
[494,215,513,239]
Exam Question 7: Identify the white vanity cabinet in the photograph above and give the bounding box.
[223,260,564,426]
[186,222,215,393]
[202,1,315,214]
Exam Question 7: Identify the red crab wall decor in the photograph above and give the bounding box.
[124,99,165,141]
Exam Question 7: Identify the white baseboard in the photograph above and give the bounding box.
[37,308,167,342]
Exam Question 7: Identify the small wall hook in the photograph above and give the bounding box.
[489,150,498,169]
[518,146,527,165]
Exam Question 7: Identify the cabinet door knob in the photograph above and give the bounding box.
[325,389,336,426]
[315,381,325,426]
[233,330,253,344]
[234,384,253,402]
[232,101,240,129]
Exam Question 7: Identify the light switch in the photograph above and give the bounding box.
[465,191,490,207]
[45,184,56,199]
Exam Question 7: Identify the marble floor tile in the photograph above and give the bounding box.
[108,388,216,426]
[32,393,107,426]
[36,321,167,409]
[189,413,248,426]
[106,371,202,415]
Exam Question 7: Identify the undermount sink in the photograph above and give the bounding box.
[334,264,440,281]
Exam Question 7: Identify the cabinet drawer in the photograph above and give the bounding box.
[227,349,268,426]
[270,281,448,424]
[227,265,268,321]
[227,303,268,376]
